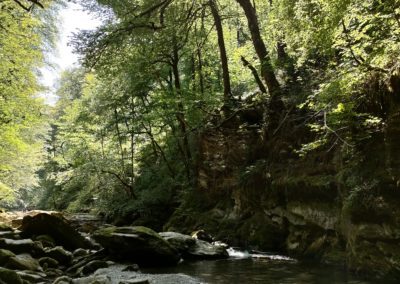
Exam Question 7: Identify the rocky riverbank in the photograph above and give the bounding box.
[0,211,228,284]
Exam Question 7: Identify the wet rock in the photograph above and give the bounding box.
[17,270,47,283]
[160,231,228,260]
[21,213,92,250]
[0,222,13,231]
[0,238,44,256]
[45,268,64,278]
[191,230,214,243]
[0,229,21,239]
[93,226,180,267]
[45,246,73,265]
[35,234,56,248]
[122,264,140,272]
[73,274,111,284]
[119,280,149,284]
[0,267,24,284]
[78,260,109,275]
[187,239,229,259]
[39,256,59,268]
[0,248,15,265]
[53,275,73,284]
[72,265,200,284]
[7,253,42,271]
[73,248,89,258]
[159,232,196,254]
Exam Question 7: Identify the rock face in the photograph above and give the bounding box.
[164,104,400,281]
[20,213,92,250]
[159,232,228,259]
[93,226,180,266]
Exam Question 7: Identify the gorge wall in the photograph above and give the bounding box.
[165,100,400,280]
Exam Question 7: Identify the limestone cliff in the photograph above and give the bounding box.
[165,99,400,280]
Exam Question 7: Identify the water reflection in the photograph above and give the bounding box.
[144,256,396,284]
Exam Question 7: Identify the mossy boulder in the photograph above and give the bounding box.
[20,213,92,250]
[0,267,24,284]
[6,253,42,271]
[44,246,73,265]
[93,226,180,266]
[159,231,228,260]
[0,249,15,265]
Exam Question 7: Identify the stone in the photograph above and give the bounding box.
[73,248,89,258]
[39,256,59,268]
[160,231,229,260]
[187,239,229,259]
[0,267,24,284]
[93,226,180,266]
[35,235,56,248]
[72,274,112,284]
[159,232,196,253]
[191,230,214,243]
[122,264,140,272]
[6,253,42,271]
[45,268,64,278]
[0,230,21,239]
[79,260,109,275]
[53,275,73,284]
[0,222,13,231]
[45,246,73,265]
[0,238,44,257]
[0,248,15,265]
[118,280,149,284]
[17,271,46,283]
[21,213,92,250]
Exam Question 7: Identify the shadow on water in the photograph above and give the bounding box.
[143,257,398,284]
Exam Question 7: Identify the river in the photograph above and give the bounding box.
[144,249,397,284]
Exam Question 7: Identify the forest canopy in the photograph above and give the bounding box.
[1,0,399,219]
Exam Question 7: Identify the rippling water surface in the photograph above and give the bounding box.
[144,250,397,284]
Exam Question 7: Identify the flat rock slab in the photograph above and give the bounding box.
[72,265,201,284]
[93,226,180,267]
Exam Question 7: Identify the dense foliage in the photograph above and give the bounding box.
[2,0,399,224]
[0,0,60,206]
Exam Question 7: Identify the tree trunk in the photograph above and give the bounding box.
[172,44,193,180]
[209,0,232,102]
[236,0,281,100]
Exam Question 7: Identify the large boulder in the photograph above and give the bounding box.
[93,226,180,266]
[45,246,73,265]
[0,267,24,284]
[160,231,229,260]
[187,239,229,259]
[0,249,15,265]
[6,253,42,271]
[20,213,92,250]
[159,232,196,254]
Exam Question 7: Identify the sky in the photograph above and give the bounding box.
[40,2,101,105]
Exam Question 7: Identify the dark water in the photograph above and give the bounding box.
[144,255,397,284]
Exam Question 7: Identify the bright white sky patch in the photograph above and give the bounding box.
[40,2,101,105]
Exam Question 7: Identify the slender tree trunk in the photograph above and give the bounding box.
[236,0,281,100]
[241,56,267,93]
[197,47,205,95]
[209,0,232,102]
[113,108,134,197]
[113,108,125,172]
[172,43,192,180]
[236,0,285,134]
